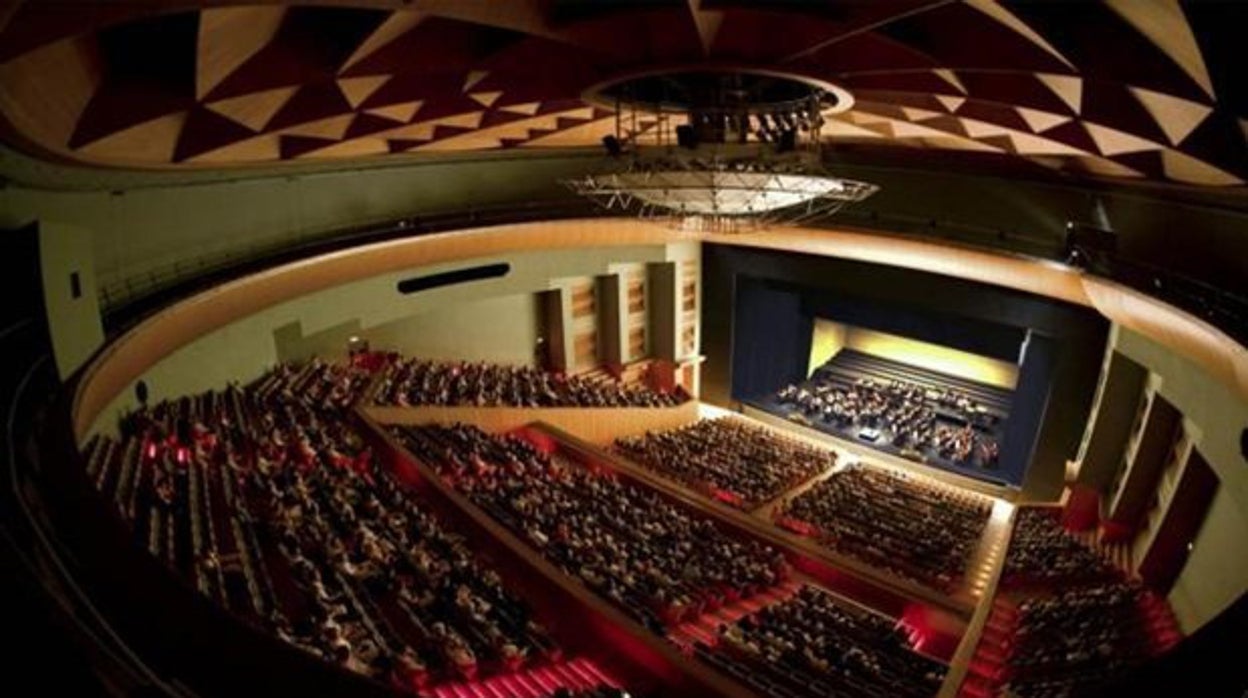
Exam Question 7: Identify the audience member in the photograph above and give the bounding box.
[376,359,685,409]
[1002,508,1118,588]
[396,423,789,631]
[777,464,990,591]
[710,585,946,698]
[615,417,834,509]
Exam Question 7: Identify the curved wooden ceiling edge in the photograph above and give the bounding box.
[72,218,1246,441]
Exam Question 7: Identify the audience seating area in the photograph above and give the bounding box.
[1000,508,1119,588]
[83,361,620,696]
[969,582,1180,698]
[961,507,1183,698]
[699,585,947,698]
[374,359,685,408]
[393,423,790,634]
[766,350,1007,470]
[776,464,991,592]
[613,417,835,509]
[77,353,1187,698]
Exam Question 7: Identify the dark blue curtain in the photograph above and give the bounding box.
[730,281,811,402]
[999,332,1057,484]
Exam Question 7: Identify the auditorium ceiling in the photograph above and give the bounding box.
[0,1,1244,186]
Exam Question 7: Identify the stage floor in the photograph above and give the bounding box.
[748,350,1016,486]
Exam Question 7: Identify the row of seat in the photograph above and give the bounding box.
[777,464,992,592]
[613,417,834,509]
[81,361,620,697]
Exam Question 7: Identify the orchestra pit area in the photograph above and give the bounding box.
[78,354,1186,698]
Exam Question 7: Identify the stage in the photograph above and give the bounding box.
[748,349,1016,487]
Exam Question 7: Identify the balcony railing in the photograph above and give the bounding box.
[100,199,1247,346]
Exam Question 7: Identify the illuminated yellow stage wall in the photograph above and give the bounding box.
[808,319,1019,390]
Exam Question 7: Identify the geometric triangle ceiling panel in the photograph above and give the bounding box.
[266,82,354,133]
[279,134,339,159]
[0,0,1242,188]
[1103,0,1215,99]
[1160,148,1243,186]
[962,0,1074,71]
[77,111,188,163]
[339,11,427,75]
[279,113,355,140]
[1128,86,1213,146]
[1079,80,1171,146]
[956,71,1074,115]
[1007,0,1214,103]
[1036,73,1083,114]
[934,95,966,114]
[1014,107,1071,134]
[1082,121,1164,157]
[296,137,389,159]
[188,133,282,163]
[878,1,1072,75]
[365,101,424,124]
[174,107,260,162]
[205,86,300,132]
[196,6,287,100]
[337,75,392,109]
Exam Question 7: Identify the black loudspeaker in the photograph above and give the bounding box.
[602,134,622,157]
[675,124,698,149]
[1064,221,1116,267]
[776,128,797,152]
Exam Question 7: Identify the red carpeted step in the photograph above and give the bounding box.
[958,675,995,698]
[574,658,618,688]
[478,679,509,698]
[968,658,1000,679]
[565,658,608,689]
[547,663,590,691]
[533,667,566,695]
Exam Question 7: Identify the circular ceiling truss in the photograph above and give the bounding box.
[566,159,879,234]
[0,1,1243,187]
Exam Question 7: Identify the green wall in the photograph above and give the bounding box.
[86,243,673,439]
[1,151,602,306]
[364,293,540,366]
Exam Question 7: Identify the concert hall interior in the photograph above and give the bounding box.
[1,3,1245,698]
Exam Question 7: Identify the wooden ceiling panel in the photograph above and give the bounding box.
[206,86,300,132]
[197,6,286,99]
[1006,0,1213,102]
[174,106,259,162]
[0,0,1240,187]
[0,35,103,149]
[265,82,354,133]
[877,1,1072,75]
